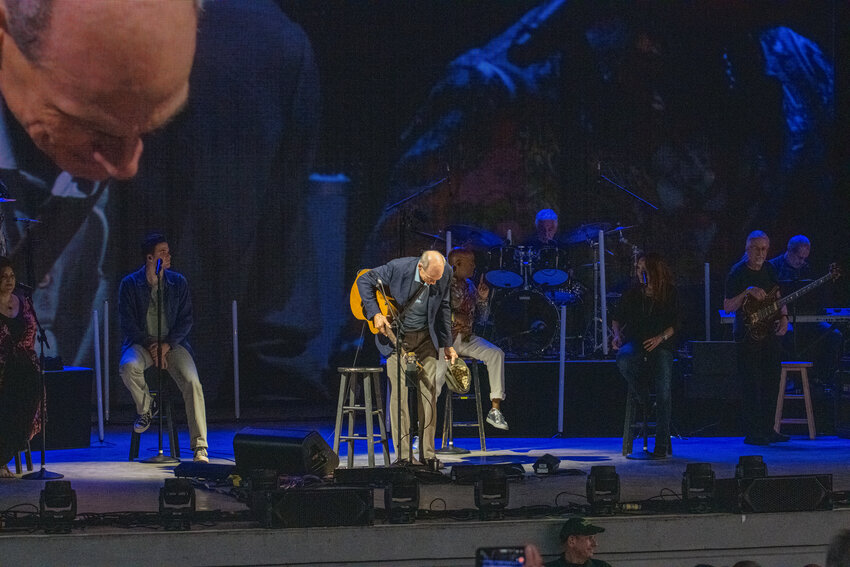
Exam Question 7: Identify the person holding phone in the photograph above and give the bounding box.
[545,517,612,567]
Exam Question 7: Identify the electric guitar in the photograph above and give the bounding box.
[741,263,841,340]
[350,269,399,345]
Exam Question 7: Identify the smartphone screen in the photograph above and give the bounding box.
[475,546,526,567]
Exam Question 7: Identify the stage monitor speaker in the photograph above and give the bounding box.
[233,428,339,477]
[738,474,833,513]
[251,486,374,528]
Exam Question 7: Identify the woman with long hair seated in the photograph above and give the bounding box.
[0,257,42,478]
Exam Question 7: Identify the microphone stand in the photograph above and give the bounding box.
[143,261,179,464]
[22,293,63,480]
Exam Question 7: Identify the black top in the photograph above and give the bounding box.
[611,283,678,350]
[0,310,25,343]
[725,259,779,340]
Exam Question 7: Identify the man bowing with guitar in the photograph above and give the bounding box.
[356,250,458,465]
[724,231,789,446]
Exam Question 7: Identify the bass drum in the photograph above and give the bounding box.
[491,289,558,356]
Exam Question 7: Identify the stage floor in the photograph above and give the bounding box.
[2,421,849,566]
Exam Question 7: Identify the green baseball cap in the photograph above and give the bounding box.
[559,517,605,541]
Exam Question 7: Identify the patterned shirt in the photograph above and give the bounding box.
[450,277,489,340]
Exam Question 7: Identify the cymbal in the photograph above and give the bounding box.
[606,225,635,234]
[559,222,613,245]
[444,225,503,248]
[413,229,445,242]
[0,197,16,203]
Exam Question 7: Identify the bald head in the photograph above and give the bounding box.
[0,0,199,180]
[418,250,446,285]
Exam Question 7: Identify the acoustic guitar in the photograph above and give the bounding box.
[741,263,841,341]
[350,269,399,345]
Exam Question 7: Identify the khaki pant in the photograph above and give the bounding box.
[120,344,208,450]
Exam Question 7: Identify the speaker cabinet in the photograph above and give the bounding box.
[30,367,93,450]
[738,474,832,513]
[251,486,374,528]
[233,428,339,476]
[687,341,738,399]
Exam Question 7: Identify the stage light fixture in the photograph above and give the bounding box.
[474,470,510,521]
[736,455,767,479]
[682,463,715,513]
[586,465,619,515]
[532,453,561,475]
[40,480,77,533]
[384,472,419,524]
[159,478,196,530]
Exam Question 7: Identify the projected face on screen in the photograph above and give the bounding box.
[0,0,197,181]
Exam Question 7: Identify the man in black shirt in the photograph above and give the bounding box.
[544,517,613,567]
[769,235,843,386]
[724,231,788,446]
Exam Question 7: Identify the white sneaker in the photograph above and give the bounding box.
[486,408,509,430]
[193,448,209,463]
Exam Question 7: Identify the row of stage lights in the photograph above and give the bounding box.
[29,454,836,532]
[36,478,197,533]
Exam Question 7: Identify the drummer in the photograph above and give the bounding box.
[437,248,509,430]
[525,208,560,247]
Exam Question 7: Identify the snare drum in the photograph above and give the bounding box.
[485,246,524,288]
[491,289,558,355]
[532,246,570,287]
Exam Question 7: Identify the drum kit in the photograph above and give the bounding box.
[439,222,637,358]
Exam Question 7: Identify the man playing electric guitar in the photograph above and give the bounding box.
[356,250,458,464]
[724,231,788,446]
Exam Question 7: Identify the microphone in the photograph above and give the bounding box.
[155,258,163,275]
[642,272,648,285]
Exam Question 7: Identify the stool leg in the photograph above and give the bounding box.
[774,368,788,434]
[25,441,32,471]
[800,369,816,440]
[333,371,348,456]
[441,394,451,449]
[129,431,141,460]
[364,372,375,467]
[472,364,486,452]
[372,372,391,466]
[14,452,21,474]
[622,394,635,456]
[346,377,356,468]
[167,403,180,458]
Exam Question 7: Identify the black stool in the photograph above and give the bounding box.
[437,359,486,454]
[13,441,33,474]
[622,362,663,459]
[129,369,180,461]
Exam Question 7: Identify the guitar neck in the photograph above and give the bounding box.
[777,272,832,309]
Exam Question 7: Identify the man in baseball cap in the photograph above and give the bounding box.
[544,517,612,567]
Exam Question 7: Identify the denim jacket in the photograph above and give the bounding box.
[118,266,193,355]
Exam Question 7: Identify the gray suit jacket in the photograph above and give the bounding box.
[357,257,453,357]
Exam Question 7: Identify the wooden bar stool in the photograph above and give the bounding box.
[437,359,486,454]
[13,441,33,474]
[333,367,391,468]
[774,361,816,439]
